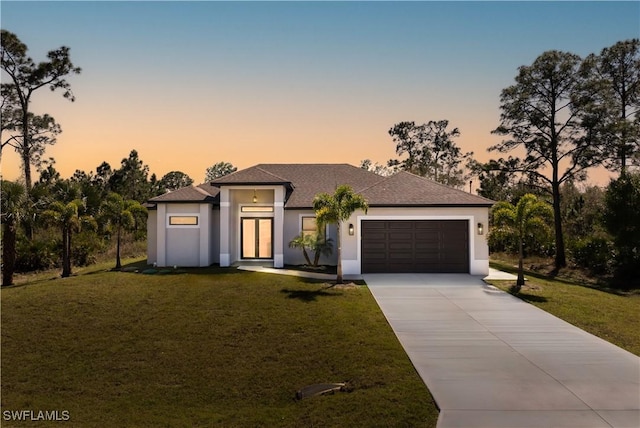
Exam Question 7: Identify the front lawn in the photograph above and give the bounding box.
[1,263,437,427]
[489,260,640,357]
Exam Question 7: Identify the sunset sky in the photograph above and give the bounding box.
[1,1,638,186]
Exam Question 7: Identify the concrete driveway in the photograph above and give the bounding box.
[364,274,640,428]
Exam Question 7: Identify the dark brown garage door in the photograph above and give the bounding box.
[361,220,469,273]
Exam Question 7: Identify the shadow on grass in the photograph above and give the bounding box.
[280,288,342,302]
[514,292,548,303]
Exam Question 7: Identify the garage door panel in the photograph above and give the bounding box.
[363,241,386,250]
[388,221,413,229]
[361,220,469,273]
[389,232,413,240]
[363,232,387,240]
[389,242,413,251]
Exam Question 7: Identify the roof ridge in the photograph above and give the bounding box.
[192,184,213,196]
[355,174,392,194]
[254,165,293,183]
[399,170,495,203]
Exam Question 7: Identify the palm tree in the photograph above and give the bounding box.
[41,199,95,278]
[313,185,368,284]
[288,233,313,266]
[288,233,334,267]
[99,192,147,270]
[310,235,334,267]
[1,180,26,286]
[491,194,553,292]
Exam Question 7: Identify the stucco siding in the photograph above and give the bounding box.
[166,228,200,267]
[147,210,157,264]
[210,208,220,264]
[283,210,338,266]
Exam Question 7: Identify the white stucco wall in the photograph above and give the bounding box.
[340,206,490,276]
[210,208,220,264]
[147,210,157,265]
[153,203,214,267]
[283,210,338,266]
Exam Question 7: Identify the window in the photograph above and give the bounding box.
[241,206,274,213]
[302,216,319,238]
[169,216,198,226]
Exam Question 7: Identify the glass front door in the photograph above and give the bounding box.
[241,218,273,259]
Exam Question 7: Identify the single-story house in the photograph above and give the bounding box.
[146,163,494,275]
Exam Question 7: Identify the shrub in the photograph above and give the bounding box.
[15,236,59,272]
[72,231,105,267]
[569,236,613,275]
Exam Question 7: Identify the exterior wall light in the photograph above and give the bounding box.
[477,222,484,235]
[348,223,355,236]
[253,189,258,204]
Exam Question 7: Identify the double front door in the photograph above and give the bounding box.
[241,218,273,259]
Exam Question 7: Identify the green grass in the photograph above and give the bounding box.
[489,260,640,357]
[1,263,438,427]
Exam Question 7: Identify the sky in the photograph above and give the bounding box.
[1,1,638,186]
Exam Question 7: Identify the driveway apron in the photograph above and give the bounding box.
[364,274,640,428]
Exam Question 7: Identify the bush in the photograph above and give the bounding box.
[72,231,105,267]
[569,236,613,275]
[15,237,59,272]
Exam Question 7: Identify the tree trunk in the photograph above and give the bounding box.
[61,226,70,278]
[115,225,122,270]
[2,221,17,286]
[552,180,566,270]
[515,237,525,293]
[21,109,32,192]
[67,229,73,277]
[336,223,343,284]
[302,248,312,266]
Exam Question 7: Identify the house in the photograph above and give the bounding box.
[146,164,494,275]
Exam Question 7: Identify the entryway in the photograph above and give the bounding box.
[241,218,273,259]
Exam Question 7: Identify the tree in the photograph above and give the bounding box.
[577,39,640,174]
[288,233,313,266]
[313,185,368,284]
[99,192,147,270]
[1,180,26,286]
[205,162,237,182]
[491,194,553,292]
[359,159,395,177]
[603,173,640,286]
[288,233,334,267]
[388,120,472,188]
[469,158,546,202]
[41,197,95,278]
[158,171,193,193]
[490,50,599,269]
[108,150,151,202]
[1,30,81,191]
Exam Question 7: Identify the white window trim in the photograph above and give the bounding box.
[167,214,200,228]
[239,204,275,218]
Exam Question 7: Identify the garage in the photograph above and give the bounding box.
[361,220,469,273]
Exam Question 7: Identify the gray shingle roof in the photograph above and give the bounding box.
[359,171,494,206]
[148,184,219,203]
[150,164,493,208]
[227,164,384,208]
